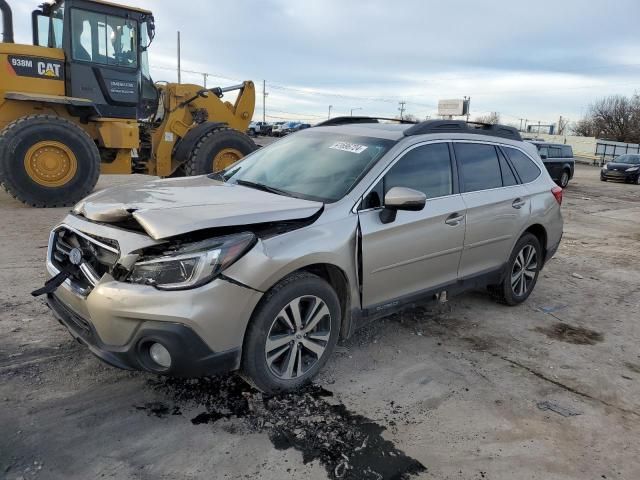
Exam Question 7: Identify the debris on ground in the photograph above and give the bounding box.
[537,400,582,417]
[571,273,584,279]
[149,375,426,480]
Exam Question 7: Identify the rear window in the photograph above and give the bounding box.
[504,147,541,183]
[549,147,563,158]
[454,143,503,192]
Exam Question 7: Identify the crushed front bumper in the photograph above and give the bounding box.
[47,293,240,376]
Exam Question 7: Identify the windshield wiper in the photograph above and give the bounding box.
[234,179,294,197]
[208,171,226,181]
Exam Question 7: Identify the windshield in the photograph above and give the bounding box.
[71,9,137,68]
[221,131,395,202]
[615,154,640,164]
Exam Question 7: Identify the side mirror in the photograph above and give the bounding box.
[540,154,548,159]
[379,187,426,224]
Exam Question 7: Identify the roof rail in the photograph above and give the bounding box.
[403,120,522,141]
[315,116,418,127]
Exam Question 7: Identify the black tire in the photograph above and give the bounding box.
[0,114,100,207]
[600,177,607,182]
[241,272,341,394]
[489,233,542,306]
[558,169,570,188]
[183,127,256,176]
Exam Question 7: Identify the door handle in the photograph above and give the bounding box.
[512,198,526,209]
[445,213,465,226]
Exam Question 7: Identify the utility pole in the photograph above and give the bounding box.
[262,80,268,123]
[524,119,528,132]
[464,96,471,122]
[328,105,333,120]
[537,121,541,135]
[177,31,181,84]
[202,73,208,89]
[519,118,525,131]
[398,101,406,120]
[350,107,362,116]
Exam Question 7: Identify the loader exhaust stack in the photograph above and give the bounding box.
[0,0,14,43]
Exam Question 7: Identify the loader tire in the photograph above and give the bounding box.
[0,115,101,208]
[183,127,256,176]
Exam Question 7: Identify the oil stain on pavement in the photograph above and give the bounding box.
[142,375,426,480]
[535,322,604,345]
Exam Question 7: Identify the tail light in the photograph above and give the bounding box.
[551,186,563,205]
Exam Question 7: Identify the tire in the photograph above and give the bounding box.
[558,170,570,188]
[241,272,341,394]
[0,114,100,207]
[489,233,542,306]
[183,127,256,176]
[636,175,640,185]
[600,177,607,182]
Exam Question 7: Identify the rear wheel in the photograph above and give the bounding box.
[183,127,256,176]
[489,233,542,306]
[559,170,570,188]
[241,272,341,393]
[0,115,100,207]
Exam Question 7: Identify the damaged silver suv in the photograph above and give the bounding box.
[37,118,564,393]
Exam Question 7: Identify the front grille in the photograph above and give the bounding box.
[50,227,120,290]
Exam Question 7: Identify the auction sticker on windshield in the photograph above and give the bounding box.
[330,142,368,154]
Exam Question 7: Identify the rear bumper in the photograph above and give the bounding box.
[47,293,241,376]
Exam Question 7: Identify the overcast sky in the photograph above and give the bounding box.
[10,0,640,127]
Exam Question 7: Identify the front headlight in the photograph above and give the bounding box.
[126,232,255,290]
[625,166,639,172]
[601,166,608,172]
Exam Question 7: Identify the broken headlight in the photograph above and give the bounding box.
[127,232,255,290]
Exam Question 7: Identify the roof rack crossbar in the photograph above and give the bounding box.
[315,116,418,127]
[403,120,522,141]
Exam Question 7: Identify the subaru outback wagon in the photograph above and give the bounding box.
[38,118,564,393]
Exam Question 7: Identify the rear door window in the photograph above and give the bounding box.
[504,147,541,183]
[454,143,503,192]
[498,149,518,186]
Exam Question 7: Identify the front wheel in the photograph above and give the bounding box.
[183,127,256,176]
[489,233,542,306]
[0,115,100,207]
[241,272,341,393]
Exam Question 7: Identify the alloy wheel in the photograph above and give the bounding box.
[511,244,538,297]
[264,295,331,380]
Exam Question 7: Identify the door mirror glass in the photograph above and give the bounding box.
[384,187,427,211]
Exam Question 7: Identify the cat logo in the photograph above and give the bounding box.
[37,61,62,78]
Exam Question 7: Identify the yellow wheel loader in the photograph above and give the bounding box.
[0,0,256,207]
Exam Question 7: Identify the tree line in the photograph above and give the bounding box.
[573,93,640,143]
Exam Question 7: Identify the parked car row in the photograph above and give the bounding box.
[248,121,311,137]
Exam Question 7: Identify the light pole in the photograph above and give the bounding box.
[350,107,362,116]
[328,105,333,120]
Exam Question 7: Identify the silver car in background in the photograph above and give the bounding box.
[39,118,564,393]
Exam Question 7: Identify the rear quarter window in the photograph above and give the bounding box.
[504,147,541,183]
[562,145,573,158]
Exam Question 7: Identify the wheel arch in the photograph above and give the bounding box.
[522,223,548,262]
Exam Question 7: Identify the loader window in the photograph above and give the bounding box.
[71,9,137,68]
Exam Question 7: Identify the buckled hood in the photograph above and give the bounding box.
[73,176,323,240]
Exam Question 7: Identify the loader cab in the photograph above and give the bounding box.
[32,0,158,119]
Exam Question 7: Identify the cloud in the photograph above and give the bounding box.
[9,0,640,124]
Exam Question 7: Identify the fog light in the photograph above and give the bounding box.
[149,342,171,368]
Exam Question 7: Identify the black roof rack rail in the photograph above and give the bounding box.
[315,116,418,127]
[403,120,522,141]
